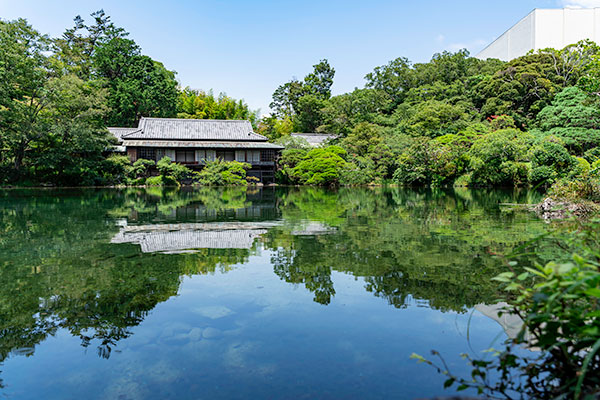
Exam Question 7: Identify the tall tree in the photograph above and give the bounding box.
[52,10,127,79]
[93,37,179,126]
[0,19,52,173]
[303,59,335,100]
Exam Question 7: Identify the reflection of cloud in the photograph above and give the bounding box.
[111,222,281,253]
[561,0,600,7]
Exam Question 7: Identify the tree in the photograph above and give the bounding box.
[294,94,326,132]
[269,79,304,118]
[52,10,127,79]
[303,59,335,100]
[468,128,534,186]
[292,146,347,185]
[473,53,564,128]
[177,88,257,122]
[269,59,335,121]
[365,56,415,106]
[536,86,600,155]
[30,74,111,185]
[94,37,179,126]
[0,19,52,174]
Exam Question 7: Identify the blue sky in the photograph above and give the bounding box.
[1,0,598,114]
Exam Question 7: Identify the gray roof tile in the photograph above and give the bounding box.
[122,140,284,149]
[107,127,141,143]
[122,118,266,141]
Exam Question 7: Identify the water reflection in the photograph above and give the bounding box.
[0,186,551,398]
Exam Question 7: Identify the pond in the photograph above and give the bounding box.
[0,186,552,399]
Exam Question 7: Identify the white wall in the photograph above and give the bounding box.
[477,10,535,61]
[477,8,600,61]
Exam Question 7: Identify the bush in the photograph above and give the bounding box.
[101,155,131,185]
[340,157,376,185]
[277,148,309,184]
[469,129,533,186]
[528,165,557,186]
[131,159,155,180]
[156,156,194,182]
[197,160,250,186]
[550,160,600,202]
[292,146,347,185]
[529,139,574,179]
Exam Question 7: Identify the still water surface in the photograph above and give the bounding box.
[0,187,550,399]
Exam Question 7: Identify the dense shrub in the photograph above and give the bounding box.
[292,146,347,185]
[277,148,309,184]
[339,156,377,185]
[197,160,251,186]
[99,155,130,185]
[469,129,533,186]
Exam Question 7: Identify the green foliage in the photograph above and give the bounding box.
[156,156,193,184]
[392,138,469,186]
[395,100,472,137]
[469,129,533,186]
[550,159,600,202]
[269,59,335,121]
[197,160,250,186]
[94,37,178,126]
[277,148,309,184]
[292,146,347,185]
[417,219,600,399]
[536,86,600,155]
[177,88,257,123]
[473,53,564,128]
[131,159,155,179]
[101,155,131,184]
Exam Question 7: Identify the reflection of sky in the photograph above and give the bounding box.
[2,250,507,400]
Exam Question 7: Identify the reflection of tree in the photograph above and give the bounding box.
[0,185,556,389]
[0,189,256,372]
[265,186,553,311]
[272,247,335,305]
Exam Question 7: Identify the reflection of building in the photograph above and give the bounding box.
[477,8,600,61]
[290,221,337,236]
[111,222,281,253]
[475,302,525,340]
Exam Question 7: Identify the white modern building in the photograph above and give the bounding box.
[477,8,600,61]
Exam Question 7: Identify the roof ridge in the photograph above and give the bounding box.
[142,117,251,123]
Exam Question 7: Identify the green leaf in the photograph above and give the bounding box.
[584,288,600,298]
[443,378,455,388]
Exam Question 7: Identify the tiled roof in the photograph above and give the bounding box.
[290,133,337,147]
[107,127,141,143]
[121,140,283,149]
[122,118,267,141]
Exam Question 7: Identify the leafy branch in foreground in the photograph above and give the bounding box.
[413,219,600,399]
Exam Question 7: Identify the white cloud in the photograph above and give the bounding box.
[561,0,600,7]
[446,39,488,52]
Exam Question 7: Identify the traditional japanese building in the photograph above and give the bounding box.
[108,118,283,183]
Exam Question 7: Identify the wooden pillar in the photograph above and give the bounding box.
[127,147,137,162]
